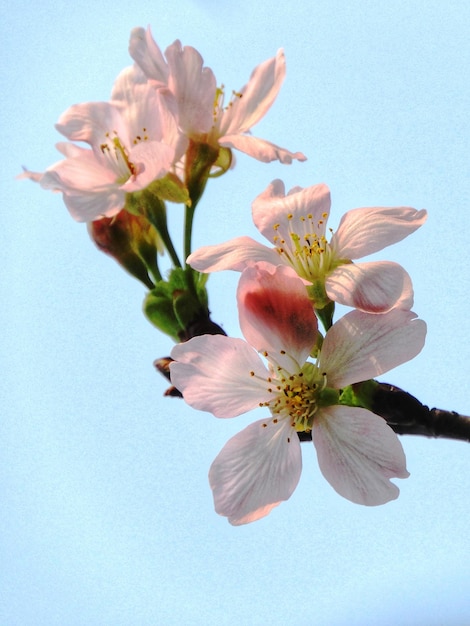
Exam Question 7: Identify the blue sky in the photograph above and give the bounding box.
[2,1,470,624]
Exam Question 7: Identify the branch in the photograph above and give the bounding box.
[298,382,470,443]
[369,382,470,442]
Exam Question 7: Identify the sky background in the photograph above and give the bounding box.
[2,1,470,624]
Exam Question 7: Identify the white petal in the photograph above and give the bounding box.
[251,180,330,245]
[325,261,414,313]
[313,406,409,505]
[128,26,169,86]
[170,335,272,418]
[121,141,175,191]
[55,101,127,149]
[330,206,428,259]
[187,236,280,272]
[219,134,306,164]
[209,418,301,525]
[319,309,427,387]
[165,40,216,135]
[219,49,286,136]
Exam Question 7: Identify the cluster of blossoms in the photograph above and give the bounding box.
[172,188,427,524]
[21,26,428,526]
[21,26,305,224]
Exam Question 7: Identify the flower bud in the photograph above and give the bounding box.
[88,210,163,288]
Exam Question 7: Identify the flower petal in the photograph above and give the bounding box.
[219,49,286,136]
[165,39,216,135]
[325,261,414,313]
[121,140,175,191]
[313,406,409,505]
[128,26,169,87]
[252,180,331,244]
[330,206,428,259]
[209,417,301,525]
[170,335,272,418]
[55,101,127,149]
[238,263,317,368]
[219,134,306,164]
[319,309,426,388]
[187,236,280,272]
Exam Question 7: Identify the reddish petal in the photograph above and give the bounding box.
[238,263,317,368]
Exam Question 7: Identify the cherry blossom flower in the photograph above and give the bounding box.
[170,263,426,525]
[129,26,307,164]
[188,180,428,313]
[20,66,184,222]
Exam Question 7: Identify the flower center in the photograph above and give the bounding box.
[257,362,328,433]
[100,130,148,184]
[272,212,341,282]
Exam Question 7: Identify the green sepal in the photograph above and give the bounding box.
[146,173,190,205]
[143,267,211,341]
[143,286,181,342]
[318,387,340,407]
[338,380,379,409]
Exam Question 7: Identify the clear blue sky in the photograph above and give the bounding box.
[2,1,470,624]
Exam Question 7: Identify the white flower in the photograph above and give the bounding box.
[129,26,307,164]
[170,263,426,524]
[20,67,184,222]
[188,180,428,313]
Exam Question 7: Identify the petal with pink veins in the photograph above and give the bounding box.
[330,206,428,259]
[325,261,414,313]
[313,406,409,505]
[238,263,317,368]
[319,309,427,388]
[187,236,280,272]
[209,417,301,525]
[170,335,272,418]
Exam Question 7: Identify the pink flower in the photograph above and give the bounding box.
[20,67,184,222]
[170,263,426,524]
[188,180,428,313]
[129,26,307,164]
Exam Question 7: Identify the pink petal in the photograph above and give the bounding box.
[170,335,272,418]
[219,49,286,136]
[165,40,216,135]
[330,206,428,259]
[209,417,301,525]
[128,26,169,87]
[319,309,427,388]
[313,406,409,505]
[121,141,175,191]
[238,263,317,368]
[55,101,127,149]
[187,236,280,272]
[251,180,331,244]
[219,134,306,164]
[325,261,414,313]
